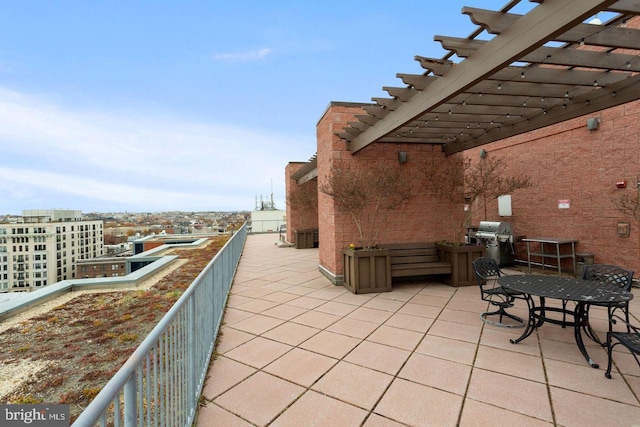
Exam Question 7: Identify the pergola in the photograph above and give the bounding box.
[337,0,640,157]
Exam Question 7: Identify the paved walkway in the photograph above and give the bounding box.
[196,234,640,426]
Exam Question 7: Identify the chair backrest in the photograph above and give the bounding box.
[472,257,501,290]
[582,264,634,291]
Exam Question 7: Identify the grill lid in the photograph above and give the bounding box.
[478,221,512,235]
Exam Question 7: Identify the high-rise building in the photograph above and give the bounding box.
[0,209,104,293]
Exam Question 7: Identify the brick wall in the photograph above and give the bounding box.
[467,101,640,273]
[317,102,464,279]
[285,162,318,244]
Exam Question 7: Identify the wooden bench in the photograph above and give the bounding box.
[381,242,453,279]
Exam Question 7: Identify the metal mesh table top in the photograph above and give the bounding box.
[498,275,634,304]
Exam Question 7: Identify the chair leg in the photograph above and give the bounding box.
[605,332,614,379]
[480,307,525,328]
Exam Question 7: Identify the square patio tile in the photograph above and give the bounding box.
[263,348,337,387]
[550,386,640,427]
[438,307,485,326]
[344,340,411,375]
[261,322,320,346]
[291,310,341,329]
[270,390,368,427]
[458,398,552,427]
[331,291,377,306]
[260,304,309,321]
[224,336,293,369]
[374,378,462,427]
[479,327,540,356]
[474,345,546,383]
[286,296,329,310]
[298,330,361,359]
[305,287,348,301]
[314,300,359,317]
[408,293,450,308]
[214,327,255,354]
[362,413,408,427]
[228,313,285,335]
[383,312,434,333]
[325,317,380,339]
[396,302,443,319]
[233,299,282,314]
[312,361,394,410]
[214,371,305,427]
[544,358,639,405]
[195,403,254,427]
[261,291,300,304]
[466,368,553,422]
[362,297,406,312]
[201,356,257,399]
[346,306,394,325]
[398,353,471,395]
[427,319,482,344]
[366,325,424,351]
[414,334,477,365]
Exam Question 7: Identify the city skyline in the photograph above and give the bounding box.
[0,1,531,214]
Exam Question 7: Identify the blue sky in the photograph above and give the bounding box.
[0,0,532,214]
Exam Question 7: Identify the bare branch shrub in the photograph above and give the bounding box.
[320,163,411,249]
[610,179,640,221]
[422,155,533,243]
[287,180,318,229]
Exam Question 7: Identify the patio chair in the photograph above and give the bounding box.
[581,264,634,342]
[472,257,525,328]
[605,313,640,379]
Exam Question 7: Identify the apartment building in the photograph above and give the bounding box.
[0,209,104,292]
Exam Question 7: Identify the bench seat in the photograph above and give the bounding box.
[381,242,453,279]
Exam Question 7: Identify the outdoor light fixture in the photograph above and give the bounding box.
[587,117,599,130]
[398,151,407,163]
[480,149,488,159]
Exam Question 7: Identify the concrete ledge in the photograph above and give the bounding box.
[319,264,343,285]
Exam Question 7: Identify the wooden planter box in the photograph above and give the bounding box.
[343,248,392,294]
[436,244,486,287]
[294,228,317,249]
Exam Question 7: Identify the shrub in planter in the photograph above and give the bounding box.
[321,163,410,292]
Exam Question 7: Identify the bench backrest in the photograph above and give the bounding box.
[382,243,441,265]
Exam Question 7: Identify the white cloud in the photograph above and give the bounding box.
[213,48,272,62]
[0,87,311,212]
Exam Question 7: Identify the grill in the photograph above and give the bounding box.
[475,221,514,266]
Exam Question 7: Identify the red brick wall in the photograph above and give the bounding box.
[467,101,640,273]
[285,162,318,243]
[318,103,465,278]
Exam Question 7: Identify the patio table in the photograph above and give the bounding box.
[498,274,634,368]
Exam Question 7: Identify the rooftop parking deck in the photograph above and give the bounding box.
[196,233,640,426]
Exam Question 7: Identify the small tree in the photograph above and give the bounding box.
[610,178,640,221]
[321,163,411,249]
[424,155,533,244]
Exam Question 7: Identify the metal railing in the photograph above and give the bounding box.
[72,224,248,426]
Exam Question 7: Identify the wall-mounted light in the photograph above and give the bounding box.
[479,149,487,159]
[586,117,600,130]
[398,151,407,163]
[616,180,627,188]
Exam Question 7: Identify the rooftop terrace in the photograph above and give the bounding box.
[196,233,640,426]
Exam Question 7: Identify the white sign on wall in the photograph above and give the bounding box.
[558,199,570,209]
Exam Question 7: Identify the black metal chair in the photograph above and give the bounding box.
[581,264,634,342]
[605,314,640,379]
[472,257,525,328]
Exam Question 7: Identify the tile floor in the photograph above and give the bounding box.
[195,234,640,427]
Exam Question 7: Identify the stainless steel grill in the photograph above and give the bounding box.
[475,221,514,266]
